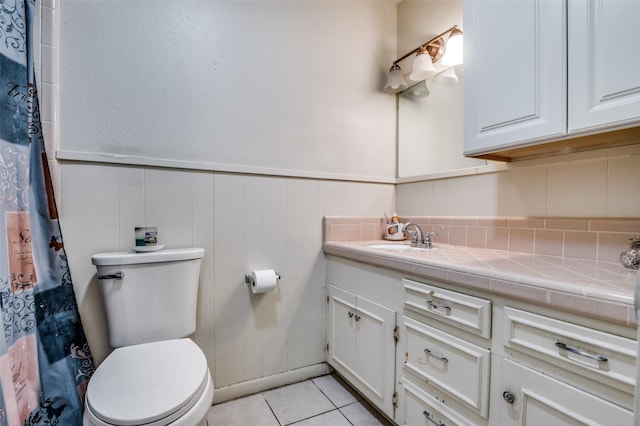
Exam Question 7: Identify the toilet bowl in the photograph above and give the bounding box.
[84,248,212,426]
[84,339,213,426]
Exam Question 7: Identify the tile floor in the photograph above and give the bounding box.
[207,374,394,425]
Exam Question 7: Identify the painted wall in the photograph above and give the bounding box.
[34,0,399,395]
[58,1,397,181]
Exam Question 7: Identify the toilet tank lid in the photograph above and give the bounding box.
[92,247,204,266]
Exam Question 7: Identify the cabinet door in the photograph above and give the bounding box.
[327,285,357,376]
[568,0,640,132]
[354,295,396,418]
[326,285,397,419]
[463,0,566,155]
[490,356,634,426]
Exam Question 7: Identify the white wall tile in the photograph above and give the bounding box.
[547,158,607,217]
[497,166,547,216]
[356,183,395,217]
[395,181,433,215]
[446,175,482,216]
[430,180,451,216]
[478,172,500,216]
[607,154,640,217]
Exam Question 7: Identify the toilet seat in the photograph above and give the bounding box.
[85,338,209,426]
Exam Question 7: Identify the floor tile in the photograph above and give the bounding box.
[290,410,352,426]
[263,380,335,425]
[207,394,279,426]
[312,374,361,408]
[340,400,393,426]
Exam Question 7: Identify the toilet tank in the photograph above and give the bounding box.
[92,248,204,348]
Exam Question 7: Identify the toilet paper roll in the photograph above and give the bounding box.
[250,269,278,294]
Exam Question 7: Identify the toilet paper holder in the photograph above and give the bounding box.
[245,270,281,285]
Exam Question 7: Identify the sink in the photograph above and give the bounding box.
[366,244,413,251]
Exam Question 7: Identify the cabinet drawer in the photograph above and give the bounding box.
[400,316,491,418]
[503,307,637,396]
[404,279,491,338]
[398,379,477,426]
[491,357,634,426]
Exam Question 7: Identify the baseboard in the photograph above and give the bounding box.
[212,362,332,404]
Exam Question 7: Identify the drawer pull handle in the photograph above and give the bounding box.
[422,410,445,426]
[555,342,608,362]
[426,300,451,315]
[424,348,448,364]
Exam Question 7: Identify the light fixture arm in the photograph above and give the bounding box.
[392,25,461,66]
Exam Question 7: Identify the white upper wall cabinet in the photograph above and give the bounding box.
[568,0,640,132]
[463,0,566,155]
[464,0,640,158]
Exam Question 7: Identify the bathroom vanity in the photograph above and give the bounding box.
[323,227,638,425]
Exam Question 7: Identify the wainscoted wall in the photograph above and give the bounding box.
[60,162,395,394]
[39,0,400,399]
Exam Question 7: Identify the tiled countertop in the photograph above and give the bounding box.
[323,240,639,327]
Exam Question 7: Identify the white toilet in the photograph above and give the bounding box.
[84,248,213,426]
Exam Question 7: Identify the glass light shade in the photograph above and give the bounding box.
[401,80,430,100]
[384,64,408,91]
[409,51,437,81]
[440,31,463,66]
[433,66,459,87]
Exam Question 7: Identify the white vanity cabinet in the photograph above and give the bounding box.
[490,307,637,425]
[326,284,397,419]
[490,357,634,425]
[396,279,492,425]
[324,256,637,425]
[464,0,640,157]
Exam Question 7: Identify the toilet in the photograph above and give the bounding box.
[84,248,213,426]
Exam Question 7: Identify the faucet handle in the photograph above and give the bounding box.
[423,232,438,248]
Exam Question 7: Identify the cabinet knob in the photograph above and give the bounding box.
[348,311,354,318]
[502,390,516,404]
[355,314,361,322]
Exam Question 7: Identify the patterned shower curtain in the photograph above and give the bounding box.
[0,1,94,425]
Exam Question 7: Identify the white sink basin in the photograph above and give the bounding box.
[366,244,413,251]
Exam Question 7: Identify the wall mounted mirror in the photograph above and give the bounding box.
[396,0,484,178]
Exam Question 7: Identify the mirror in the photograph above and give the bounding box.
[396,0,485,178]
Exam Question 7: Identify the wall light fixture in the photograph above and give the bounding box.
[384,25,463,94]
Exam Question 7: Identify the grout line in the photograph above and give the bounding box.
[260,393,282,425]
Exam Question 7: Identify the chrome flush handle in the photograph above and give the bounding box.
[98,272,124,280]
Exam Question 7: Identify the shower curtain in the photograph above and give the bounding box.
[0,1,94,424]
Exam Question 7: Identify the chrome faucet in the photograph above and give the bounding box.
[403,223,437,249]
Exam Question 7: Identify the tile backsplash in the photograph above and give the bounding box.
[324,216,640,263]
